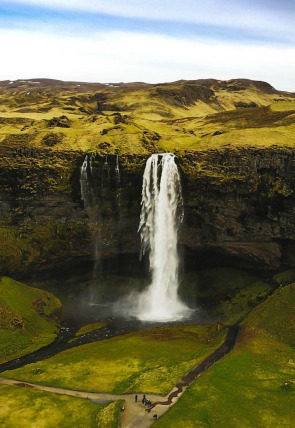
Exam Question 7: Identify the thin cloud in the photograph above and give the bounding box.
[4,0,295,41]
[1,28,294,91]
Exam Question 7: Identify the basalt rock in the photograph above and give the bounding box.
[1,148,295,277]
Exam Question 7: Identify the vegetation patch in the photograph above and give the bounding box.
[3,325,226,395]
[97,400,124,428]
[155,283,295,427]
[0,385,121,428]
[75,322,107,337]
[0,277,61,363]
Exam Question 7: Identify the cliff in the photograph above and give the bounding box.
[1,78,295,276]
[1,148,295,277]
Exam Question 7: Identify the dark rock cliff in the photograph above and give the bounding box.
[1,148,295,277]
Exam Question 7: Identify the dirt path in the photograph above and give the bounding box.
[0,325,239,427]
[0,377,163,427]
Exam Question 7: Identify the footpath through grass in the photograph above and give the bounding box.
[0,384,122,428]
[0,277,61,364]
[2,324,226,395]
[155,283,295,427]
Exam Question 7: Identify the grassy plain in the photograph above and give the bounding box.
[0,385,122,428]
[155,283,295,427]
[2,325,226,395]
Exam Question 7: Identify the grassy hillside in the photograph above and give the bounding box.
[0,277,61,363]
[155,282,295,427]
[2,324,226,395]
[0,78,294,157]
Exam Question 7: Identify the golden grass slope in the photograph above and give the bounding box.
[0,78,295,155]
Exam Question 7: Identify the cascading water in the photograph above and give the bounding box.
[115,154,121,186]
[80,154,102,283]
[80,154,92,207]
[132,153,190,321]
[102,155,110,188]
[115,154,121,212]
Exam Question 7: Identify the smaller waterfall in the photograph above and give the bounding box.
[90,154,94,176]
[115,154,121,187]
[131,153,190,321]
[80,154,102,283]
[80,154,92,207]
[115,154,121,212]
[102,155,110,188]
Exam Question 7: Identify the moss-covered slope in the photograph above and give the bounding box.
[0,78,294,156]
[0,277,62,363]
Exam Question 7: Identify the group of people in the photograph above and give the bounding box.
[134,394,158,420]
[134,394,152,407]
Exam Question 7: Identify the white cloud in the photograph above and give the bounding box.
[1,28,294,91]
[7,0,295,41]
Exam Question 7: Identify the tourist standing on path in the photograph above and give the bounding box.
[135,394,138,403]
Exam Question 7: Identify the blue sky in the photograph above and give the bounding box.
[0,0,294,90]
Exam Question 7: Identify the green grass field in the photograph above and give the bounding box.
[2,325,226,396]
[0,385,122,428]
[0,277,61,363]
[155,283,295,427]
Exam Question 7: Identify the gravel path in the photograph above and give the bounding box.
[0,324,239,427]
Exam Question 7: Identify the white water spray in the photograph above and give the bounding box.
[133,153,189,321]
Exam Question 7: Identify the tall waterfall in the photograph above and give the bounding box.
[134,153,189,321]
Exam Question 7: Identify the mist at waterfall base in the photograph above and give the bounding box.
[116,153,192,322]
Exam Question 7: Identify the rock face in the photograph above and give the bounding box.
[1,148,295,277]
[180,148,295,269]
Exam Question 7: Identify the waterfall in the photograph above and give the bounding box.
[90,154,94,176]
[133,153,189,321]
[80,154,92,207]
[80,154,102,283]
[102,155,110,188]
[115,154,121,186]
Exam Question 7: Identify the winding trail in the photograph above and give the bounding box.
[0,325,239,427]
[0,377,163,428]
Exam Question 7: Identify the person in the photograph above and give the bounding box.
[121,406,125,411]
[135,394,138,403]
[142,394,146,405]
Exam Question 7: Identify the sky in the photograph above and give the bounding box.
[0,0,294,90]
